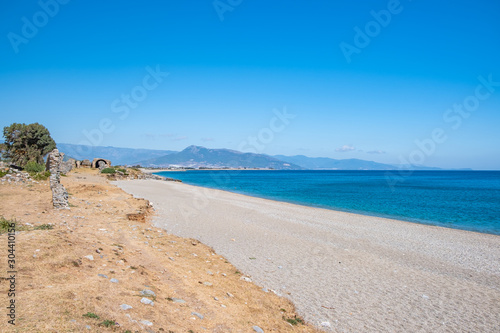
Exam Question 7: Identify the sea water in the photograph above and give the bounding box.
[155,170,500,235]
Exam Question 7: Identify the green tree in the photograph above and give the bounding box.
[2,123,56,167]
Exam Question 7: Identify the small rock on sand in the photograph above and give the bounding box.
[141,298,154,306]
[110,278,119,283]
[140,320,153,326]
[192,312,204,319]
[140,289,156,297]
[84,255,94,261]
[120,304,133,310]
[172,298,185,303]
[253,326,264,333]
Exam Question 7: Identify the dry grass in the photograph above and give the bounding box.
[0,168,321,332]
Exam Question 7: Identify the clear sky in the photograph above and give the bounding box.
[1,0,499,169]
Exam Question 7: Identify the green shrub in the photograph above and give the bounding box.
[82,312,99,319]
[0,216,28,234]
[0,169,7,178]
[284,316,305,326]
[117,168,127,173]
[25,161,45,174]
[99,320,115,328]
[31,171,50,181]
[34,224,54,230]
[101,168,116,174]
[0,216,15,234]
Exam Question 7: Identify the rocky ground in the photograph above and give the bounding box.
[0,168,319,332]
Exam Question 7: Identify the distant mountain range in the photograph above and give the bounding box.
[137,145,302,170]
[273,155,394,170]
[56,143,447,170]
[56,143,176,166]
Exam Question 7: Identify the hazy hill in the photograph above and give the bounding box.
[274,155,442,170]
[54,143,445,170]
[137,145,303,170]
[273,155,397,170]
[57,143,176,166]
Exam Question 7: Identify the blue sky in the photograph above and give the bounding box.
[0,0,499,169]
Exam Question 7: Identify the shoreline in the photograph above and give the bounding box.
[153,172,499,237]
[114,179,500,332]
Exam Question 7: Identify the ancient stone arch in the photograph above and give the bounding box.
[91,158,111,169]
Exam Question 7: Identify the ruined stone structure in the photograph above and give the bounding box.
[74,158,110,169]
[92,158,111,169]
[60,159,74,174]
[80,159,92,167]
[46,149,70,209]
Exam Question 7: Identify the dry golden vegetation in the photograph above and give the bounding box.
[0,168,320,332]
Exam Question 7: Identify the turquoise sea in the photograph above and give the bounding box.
[155,170,500,236]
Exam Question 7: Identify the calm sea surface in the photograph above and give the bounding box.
[155,170,500,235]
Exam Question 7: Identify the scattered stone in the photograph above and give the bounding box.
[98,274,108,279]
[84,255,94,261]
[226,292,234,298]
[85,325,91,330]
[140,320,153,326]
[141,298,154,306]
[262,287,269,293]
[110,278,119,283]
[278,266,283,269]
[141,289,156,297]
[253,326,264,333]
[191,312,204,319]
[320,321,331,328]
[120,304,133,310]
[240,276,252,282]
[203,282,213,286]
[172,298,185,304]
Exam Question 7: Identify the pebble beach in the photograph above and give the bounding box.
[115,179,500,332]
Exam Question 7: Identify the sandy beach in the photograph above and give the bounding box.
[114,179,500,332]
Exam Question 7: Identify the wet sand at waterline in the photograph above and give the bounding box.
[115,179,500,332]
